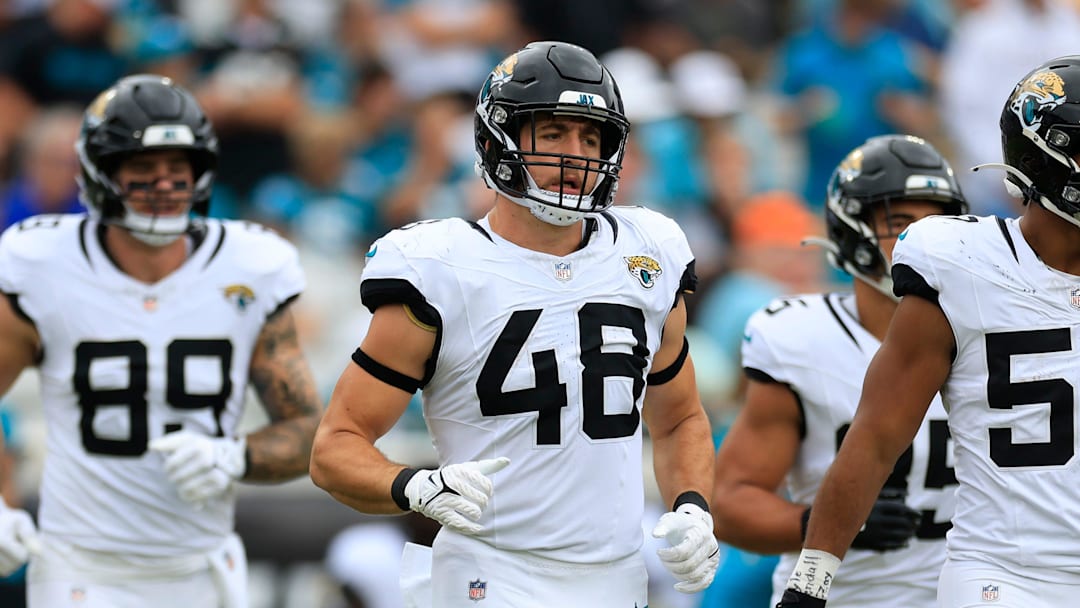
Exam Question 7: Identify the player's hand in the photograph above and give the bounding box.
[403,458,510,535]
[849,493,921,552]
[776,588,827,607]
[0,498,40,576]
[149,432,247,508]
[651,503,720,593]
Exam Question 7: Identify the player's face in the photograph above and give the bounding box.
[113,149,195,217]
[519,114,604,196]
[873,199,949,260]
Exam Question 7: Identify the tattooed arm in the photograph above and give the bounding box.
[245,303,323,482]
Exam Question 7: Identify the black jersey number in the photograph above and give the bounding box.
[477,303,648,445]
[74,339,233,456]
[763,297,809,316]
[986,328,1074,468]
[837,420,956,539]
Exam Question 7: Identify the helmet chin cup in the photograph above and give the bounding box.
[118,207,190,246]
[129,229,184,247]
[525,198,587,226]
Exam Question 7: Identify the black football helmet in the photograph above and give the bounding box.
[811,135,967,297]
[474,41,630,225]
[991,55,1080,228]
[76,74,218,245]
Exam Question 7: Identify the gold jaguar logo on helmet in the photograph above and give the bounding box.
[1010,70,1067,131]
[837,148,864,183]
[85,89,116,127]
[492,53,518,86]
[625,255,662,289]
[480,53,519,103]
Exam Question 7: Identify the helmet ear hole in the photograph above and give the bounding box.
[854,243,877,269]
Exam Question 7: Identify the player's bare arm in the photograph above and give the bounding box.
[804,294,954,559]
[0,295,38,495]
[0,294,38,396]
[713,378,805,553]
[245,304,323,482]
[642,298,714,508]
[310,303,435,514]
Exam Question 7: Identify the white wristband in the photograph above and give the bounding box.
[785,548,841,600]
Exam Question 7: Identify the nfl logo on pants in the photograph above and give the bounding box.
[469,579,487,602]
[982,584,999,601]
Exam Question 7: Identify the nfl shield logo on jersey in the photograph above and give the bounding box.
[1069,287,1080,310]
[981,584,999,601]
[553,261,572,281]
[468,579,487,601]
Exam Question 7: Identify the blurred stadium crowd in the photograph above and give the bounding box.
[0,0,1078,606]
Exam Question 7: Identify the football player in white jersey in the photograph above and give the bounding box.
[712,134,966,607]
[310,41,718,607]
[779,56,1080,608]
[0,75,322,608]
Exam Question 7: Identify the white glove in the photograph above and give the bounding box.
[652,502,720,593]
[149,432,247,507]
[0,498,40,577]
[403,457,510,535]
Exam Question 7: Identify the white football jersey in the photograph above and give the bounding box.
[742,292,957,606]
[361,207,696,564]
[894,214,1080,582]
[0,214,304,556]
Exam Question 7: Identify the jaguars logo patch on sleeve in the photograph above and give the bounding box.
[624,255,662,289]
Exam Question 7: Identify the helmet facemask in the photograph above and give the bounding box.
[114,165,206,247]
[478,104,628,226]
[79,147,212,247]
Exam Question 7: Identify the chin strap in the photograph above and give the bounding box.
[802,236,898,302]
[971,162,1032,200]
[972,162,1080,229]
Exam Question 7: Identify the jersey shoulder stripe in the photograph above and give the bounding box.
[606,205,690,250]
[892,214,1009,292]
[742,293,862,381]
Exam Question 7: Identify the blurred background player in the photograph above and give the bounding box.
[714,134,965,606]
[0,74,322,608]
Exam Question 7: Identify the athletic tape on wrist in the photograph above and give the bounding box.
[785,548,841,601]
